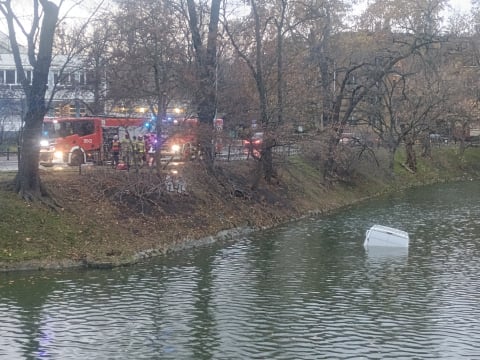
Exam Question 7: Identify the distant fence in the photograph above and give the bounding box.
[0,144,301,174]
[215,144,300,162]
[0,149,19,160]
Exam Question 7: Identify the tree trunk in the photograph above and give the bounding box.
[405,140,417,172]
[421,134,431,158]
[15,111,44,199]
[10,0,59,201]
[262,137,275,182]
[186,0,220,168]
[387,147,396,177]
[250,0,274,185]
[154,89,167,173]
[323,135,338,182]
[197,123,215,173]
[458,138,466,155]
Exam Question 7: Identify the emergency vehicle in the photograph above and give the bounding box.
[39,116,146,166]
[160,132,197,161]
[159,117,224,160]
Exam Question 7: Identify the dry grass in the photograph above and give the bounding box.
[1,145,479,271]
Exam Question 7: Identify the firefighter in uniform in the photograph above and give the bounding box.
[133,135,146,166]
[121,133,131,165]
[111,135,120,167]
[146,133,156,167]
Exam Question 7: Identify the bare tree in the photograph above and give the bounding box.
[0,0,59,202]
[441,13,480,154]
[314,0,446,181]
[223,0,284,188]
[82,17,113,115]
[185,0,221,167]
[367,68,444,174]
[108,0,189,171]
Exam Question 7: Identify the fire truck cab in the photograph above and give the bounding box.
[40,116,146,166]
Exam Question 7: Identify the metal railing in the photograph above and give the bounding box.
[215,144,300,162]
[0,149,19,160]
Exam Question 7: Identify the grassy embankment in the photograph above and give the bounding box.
[1,145,479,271]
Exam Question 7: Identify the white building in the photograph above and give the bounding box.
[0,31,94,133]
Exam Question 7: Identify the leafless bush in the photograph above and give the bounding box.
[81,169,168,215]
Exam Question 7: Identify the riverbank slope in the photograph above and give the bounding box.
[1,146,480,272]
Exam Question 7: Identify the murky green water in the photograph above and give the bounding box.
[1,181,480,359]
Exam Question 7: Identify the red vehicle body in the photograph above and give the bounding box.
[40,116,146,166]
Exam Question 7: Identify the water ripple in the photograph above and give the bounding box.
[1,181,480,359]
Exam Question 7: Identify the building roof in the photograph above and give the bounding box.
[0,31,27,54]
[0,31,78,70]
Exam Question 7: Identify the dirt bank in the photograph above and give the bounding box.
[1,146,479,272]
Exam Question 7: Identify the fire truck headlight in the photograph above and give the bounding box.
[40,139,49,147]
[171,144,180,153]
[53,151,63,161]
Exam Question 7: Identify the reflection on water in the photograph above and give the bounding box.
[365,246,409,264]
[1,181,480,359]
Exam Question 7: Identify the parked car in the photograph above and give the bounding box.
[339,133,354,145]
[339,132,379,147]
[243,132,264,149]
[242,132,263,157]
[429,133,448,144]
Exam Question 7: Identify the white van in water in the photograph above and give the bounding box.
[364,225,409,248]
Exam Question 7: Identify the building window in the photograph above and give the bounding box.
[86,70,96,85]
[54,72,69,85]
[5,70,15,84]
[70,73,77,84]
[59,73,68,85]
[0,70,4,84]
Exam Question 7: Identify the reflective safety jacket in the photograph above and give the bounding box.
[135,140,145,153]
[112,140,120,152]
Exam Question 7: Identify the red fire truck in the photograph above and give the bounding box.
[39,116,146,166]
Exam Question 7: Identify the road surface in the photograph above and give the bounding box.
[0,157,18,172]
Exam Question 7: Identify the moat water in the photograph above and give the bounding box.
[1,180,480,359]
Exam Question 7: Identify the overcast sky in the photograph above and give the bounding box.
[1,0,475,36]
[449,0,472,12]
[57,0,473,18]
